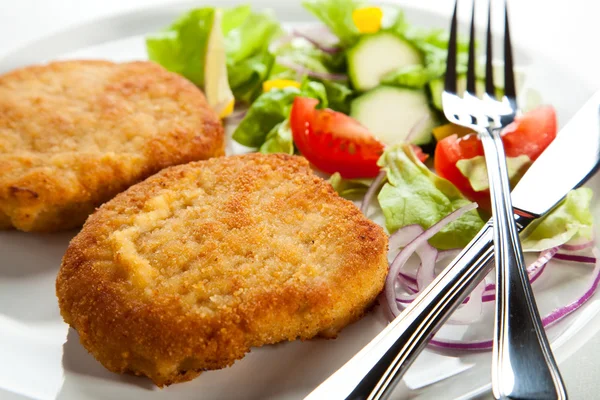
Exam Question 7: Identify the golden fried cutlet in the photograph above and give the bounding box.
[0,60,224,232]
[56,153,389,387]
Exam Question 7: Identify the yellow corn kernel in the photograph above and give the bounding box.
[352,7,383,34]
[432,123,476,142]
[262,79,301,92]
[218,99,235,119]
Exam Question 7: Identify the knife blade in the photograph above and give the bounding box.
[512,90,600,218]
[306,91,600,400]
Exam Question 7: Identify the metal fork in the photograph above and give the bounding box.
[442,1,567,398]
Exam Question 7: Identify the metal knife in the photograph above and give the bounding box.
[305,90,600,400]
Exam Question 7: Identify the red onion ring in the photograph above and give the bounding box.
[429,248,600,350]
[561,240,595,252]
[292,29,342,54]
[385,203,478,316]
[276,58,348,81]
[360,171,386,215]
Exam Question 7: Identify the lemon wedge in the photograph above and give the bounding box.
[352,7,383,34]
[204,9,235,119]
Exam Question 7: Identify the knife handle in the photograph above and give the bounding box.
[306,215,530,400]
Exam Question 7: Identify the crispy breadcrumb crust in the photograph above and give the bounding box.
[0,60,224,232]
[56,153,388,387]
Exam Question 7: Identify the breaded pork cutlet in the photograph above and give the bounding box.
[56,153,389,387]
[0,60,224,232]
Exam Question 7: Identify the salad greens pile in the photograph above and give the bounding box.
[147,5,280,104]
[145,0,594,252]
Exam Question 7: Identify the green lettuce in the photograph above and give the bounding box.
[328,172,372,198]
[301,80,329,108]
[224,10,280,64]
[381,64,436,89]
[146,8,215,87]
[260,119,294,155]
[221,5,252,34]
[456,155,531,192]
[146,5,280,102]
[319,80,354,113]
[521,188,594,252]
[228,51,275,104]
[302,0,363,48]
[378,144,485,249]
[232,80,328,149]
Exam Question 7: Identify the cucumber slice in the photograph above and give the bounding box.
[347,32,422,92]
[351,86,437,146]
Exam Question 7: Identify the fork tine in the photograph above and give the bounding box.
[466,1,477,94]
[503,0,517,102]
[485,0,496,97]
[444,0,459,94]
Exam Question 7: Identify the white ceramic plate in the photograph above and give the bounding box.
[1,2,599,399]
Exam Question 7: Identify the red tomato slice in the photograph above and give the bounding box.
[290,97,385,178]
[434,106,557,209]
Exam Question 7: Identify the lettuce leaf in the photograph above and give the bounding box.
[456,154,531,192]
[228,51,275,104]
[319,80,353,113]
[521,188,594,252]
[302,0,364,47]
[378,144,485,249]
[232,80,328,148]
[146,6,280,102]
[260,119,294,155]
[232,87,300,148]
[146,8,215,87]
[328,172,372,198]
[381,64,436,89]
[224,10,280,64]
[221,5,252,35]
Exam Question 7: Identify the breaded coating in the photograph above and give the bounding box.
[56,153,388,387]
[0,60,224,232]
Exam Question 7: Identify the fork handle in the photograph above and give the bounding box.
[480,129,568,400]
[306,219,519,400]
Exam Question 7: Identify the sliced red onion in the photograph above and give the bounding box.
[482,247,558,297]
[360,171,386,215]
[554,253,597,264]
[388,224,425,251]
[268,33,294,53]
[429,338,493,351]
[561,240,595,252]
[276,58,348,81]
[294,25,340,47]
[399,271,417,284]
[292,29,342,54]
[428,247,600,351]
[385,203,478,316]
[393,242,437,306]
[446,280,486,325]
[437,249,462,263]
[542,248,600,327]
[226,109,248,122]
[529,247,558,285]
[405,114,431,144]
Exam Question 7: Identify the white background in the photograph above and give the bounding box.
[0,0,599,398]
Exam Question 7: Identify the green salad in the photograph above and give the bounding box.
[145,0,593,252]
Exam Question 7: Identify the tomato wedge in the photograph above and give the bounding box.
[290,97,385,178]
[434,106,557,208]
